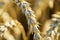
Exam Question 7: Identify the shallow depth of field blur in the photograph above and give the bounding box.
[0,0,60,40]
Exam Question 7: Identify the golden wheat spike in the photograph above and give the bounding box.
[13,0,42,40]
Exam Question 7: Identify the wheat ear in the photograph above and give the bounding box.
[14,0,42,40]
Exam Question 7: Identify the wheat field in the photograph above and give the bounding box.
[0,0,60,40]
